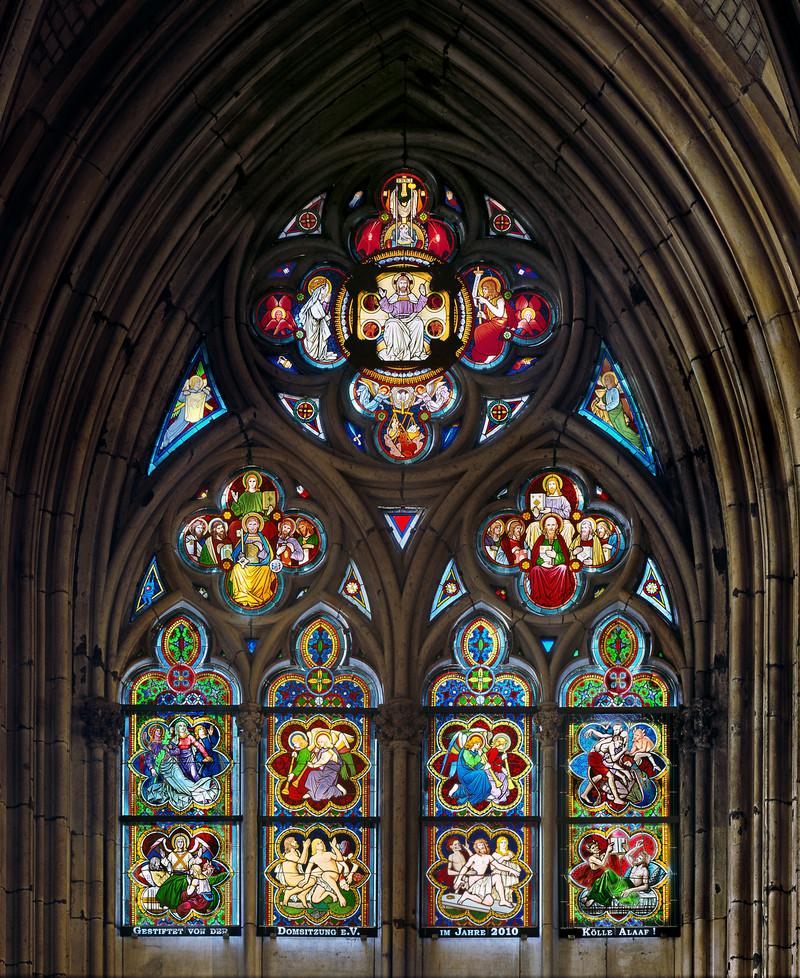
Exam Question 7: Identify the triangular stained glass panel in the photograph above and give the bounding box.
[149,346,226,473]
[541,637,556,654]
[277,393,326,440]
[279,193,325,237]
[637,557,675,622]
[266,261,297,278]
[578,344,657,474]
[484,195,530,239]
[344,420,367,453]
[441,424,459,449]
[245,638,259,654]
[382,508,424,549]
[430,559,464,620]
[479,396,530,443]
[131,556,166,618]
[339,562,372,618]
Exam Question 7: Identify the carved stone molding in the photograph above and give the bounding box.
[80,696,124,752]
[533,703,561,748]
[237,706,265,747]
[678,696,716,751]
[374,697,426,751]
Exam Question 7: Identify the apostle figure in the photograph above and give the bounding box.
[525,513,577,608]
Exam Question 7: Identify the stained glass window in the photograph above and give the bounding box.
[251,168,559,463]
[261,611,379,936]
[558,611,679,937]
[636,557,676,623]
[421,612,538,938]
[177,467,326,615]
[149,345,226,473]
[477,469,628,614]
[131,555,166,619]
[120,611,241,935]
[578,344,657,474]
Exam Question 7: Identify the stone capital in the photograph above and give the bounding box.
[533,702,561,747]
[374,697,426,751]
[80,696,124,752]
[237,705,265,747]
[677,696,716,751]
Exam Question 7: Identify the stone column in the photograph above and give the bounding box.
[374,698,426,978]
[237,704,265,977]
[534,702,561,978]
[80,697,124,978]
[678,696,715,978]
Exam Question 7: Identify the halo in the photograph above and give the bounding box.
[542,473,563,493]
[601,370,619,386]
[312,727,333,748]
[480,275,502,294]
[188,516,208,534]
[242,512,265,531]
[279,516,296,534]
[208,518,226,532]
[391,271,414,290]
[143,722,166,747]
[579,515,597,530]
[307,275,331,294]
[241,470,263,490]
[540,512,564,532]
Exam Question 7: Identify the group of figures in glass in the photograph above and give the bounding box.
[246,170,557,465]
[127,163,678,942]
[122,604,676,938]
[479,471,625,612]
[178,469,324,614]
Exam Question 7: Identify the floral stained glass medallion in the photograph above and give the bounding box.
[430,558,465,620]
[261,612,378,936]
[637,557,675,623]
[252,169,559,464]
[121,612,241,935]
[339,562,371,618]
